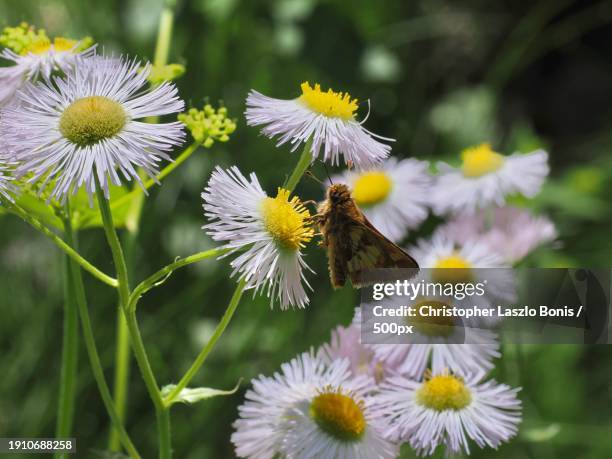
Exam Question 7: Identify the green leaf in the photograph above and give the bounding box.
[71,184,133,230]
[161,380,241,406]
[12,192,64,231]
[521,423,561,442]
[0,182,140,231]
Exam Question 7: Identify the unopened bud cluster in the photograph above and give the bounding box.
[179,104,236,148]
[0,22,48,54]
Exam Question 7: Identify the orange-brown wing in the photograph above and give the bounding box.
[345,214,419,287]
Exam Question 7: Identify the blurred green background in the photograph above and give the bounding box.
[1,0,612,457]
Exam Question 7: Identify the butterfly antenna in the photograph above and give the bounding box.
[322,162,333,185]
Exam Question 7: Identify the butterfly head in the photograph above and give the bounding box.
[326,183,353,206]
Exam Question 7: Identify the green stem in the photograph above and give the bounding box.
[96,190,131,310]
[284,138,314,193]
[96,184,135,451]
[154,0,177,68]
[124,308,171,458]
[157,407,172,459]
[104,1,178,453]
[108,219,140,451]
[107,2,178,452]
[55,212,79,458]
[121,309,165,410]
[65,219,141,458]
[128,248,229,312]
[98,182,179,410]
[163,280,246,407]
[8,203,118,287]
[96,187,170,458]
[111,142,199,213]
[108,309,131,451]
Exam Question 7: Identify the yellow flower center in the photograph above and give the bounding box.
[432,254,473,283]
[411,299,455,337]
[310,389,366,441]
[299,82,358,120]
[416,374,472,411]
[352,171,393,207]
[461,143,505,178]
[24,36,76,55]
[260,188,314,251]
[59,96,127,147]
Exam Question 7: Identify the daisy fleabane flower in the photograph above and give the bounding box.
[361,293,500,378]
[231,352,398,459]
[0,155,16,202]
[202,166,314,309]
[0,23,95,106]
[246,82,394,169]
[1,55,185,201]
[410,232,516,305]
[318,317,390,383]
[435,206,557,264]
[374,371,522,456]
[430,143,549,215]
[412,231,506,272]
[332,157,431,242]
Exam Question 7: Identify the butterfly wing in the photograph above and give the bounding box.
[345,214,419,287]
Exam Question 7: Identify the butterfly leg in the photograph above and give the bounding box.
[302,200,318,209]
[307,213,327,228]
